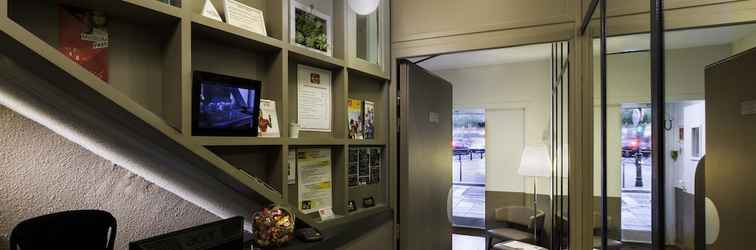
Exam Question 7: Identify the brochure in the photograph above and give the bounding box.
[258,99,280,137]
[59,5,109,82]
[347,98,364,139]
[297,148,332,214]
[363,100,375,140]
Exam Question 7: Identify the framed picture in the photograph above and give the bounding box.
[224,0,267,36]
[207,0,267,36]
[290,0,333,56]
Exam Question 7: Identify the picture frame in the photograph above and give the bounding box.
[210,0,268,36]
[290,0,333,56]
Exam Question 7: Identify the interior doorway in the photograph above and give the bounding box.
[405,41,567,250]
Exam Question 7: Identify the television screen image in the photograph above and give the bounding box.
[193,71,261,136]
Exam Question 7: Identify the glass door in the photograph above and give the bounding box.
[585,0,655,248]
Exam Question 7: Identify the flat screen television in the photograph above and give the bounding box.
[193,71,262,136]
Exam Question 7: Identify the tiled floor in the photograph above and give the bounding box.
[452,156,486,184]
[620,157,652,242]
[452,185,486,228]
[453,234,486,250]
[452,156,486,228]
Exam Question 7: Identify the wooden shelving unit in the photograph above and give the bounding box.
[0,0,391,231]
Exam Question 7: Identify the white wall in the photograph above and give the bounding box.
[0,106,219,250]
[681,102,705,193]
[484,109,525,192]
[435,59,551,193]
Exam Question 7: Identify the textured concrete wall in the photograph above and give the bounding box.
[0,105,219,250]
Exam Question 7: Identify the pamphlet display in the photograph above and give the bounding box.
[363,100,375,139]
[209,0,268,36]
[347,99,376,140]
[258,99,280,137]
[297,148,332,214]
[290,0,333,56]
[202,0,223,22]
[59,5,109,82]
[297,65,332,132]
[347,99,364,139]
[288,150,296,184]
[348,147,382,187]
[318,208,335,221]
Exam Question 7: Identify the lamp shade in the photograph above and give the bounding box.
[518,145,551,177]
[349,0,380,15]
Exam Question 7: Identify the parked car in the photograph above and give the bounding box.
[622,138,652,158]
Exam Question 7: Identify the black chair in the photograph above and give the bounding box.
[9,210,117,250]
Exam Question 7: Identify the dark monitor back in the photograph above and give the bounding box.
[129,216,244,250]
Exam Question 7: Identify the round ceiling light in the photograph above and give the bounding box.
[349,0,380,15]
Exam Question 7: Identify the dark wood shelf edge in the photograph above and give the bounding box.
[244,207,393,250]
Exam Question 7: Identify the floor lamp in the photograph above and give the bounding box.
[518,145,551,243]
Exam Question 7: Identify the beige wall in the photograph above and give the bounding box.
[0,105,219,250]
[391,0,573,43]
[732,30,756,55]
[435,60,551,193]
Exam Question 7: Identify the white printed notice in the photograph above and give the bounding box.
[297,148,332,214]
[223,0,267,36]
[297,65,332,132]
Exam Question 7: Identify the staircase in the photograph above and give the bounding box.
[0,0,392,242]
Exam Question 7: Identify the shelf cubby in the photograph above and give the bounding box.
[191,0,285,41]
[207,145,285,195]
[287,57,347,140]
[287,145,348,221]
[346,145,387,213]
[7,0,184,131]
[191,25,285,137]
[346,69,388,144]
[288,0,346,60]
[191,15,284,53]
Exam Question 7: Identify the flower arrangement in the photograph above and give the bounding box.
[252,205,295,247]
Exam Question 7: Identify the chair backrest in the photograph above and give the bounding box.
[9,210,117,250]
[494,206,544,229]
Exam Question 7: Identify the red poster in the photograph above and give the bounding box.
[58,6,109,82]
